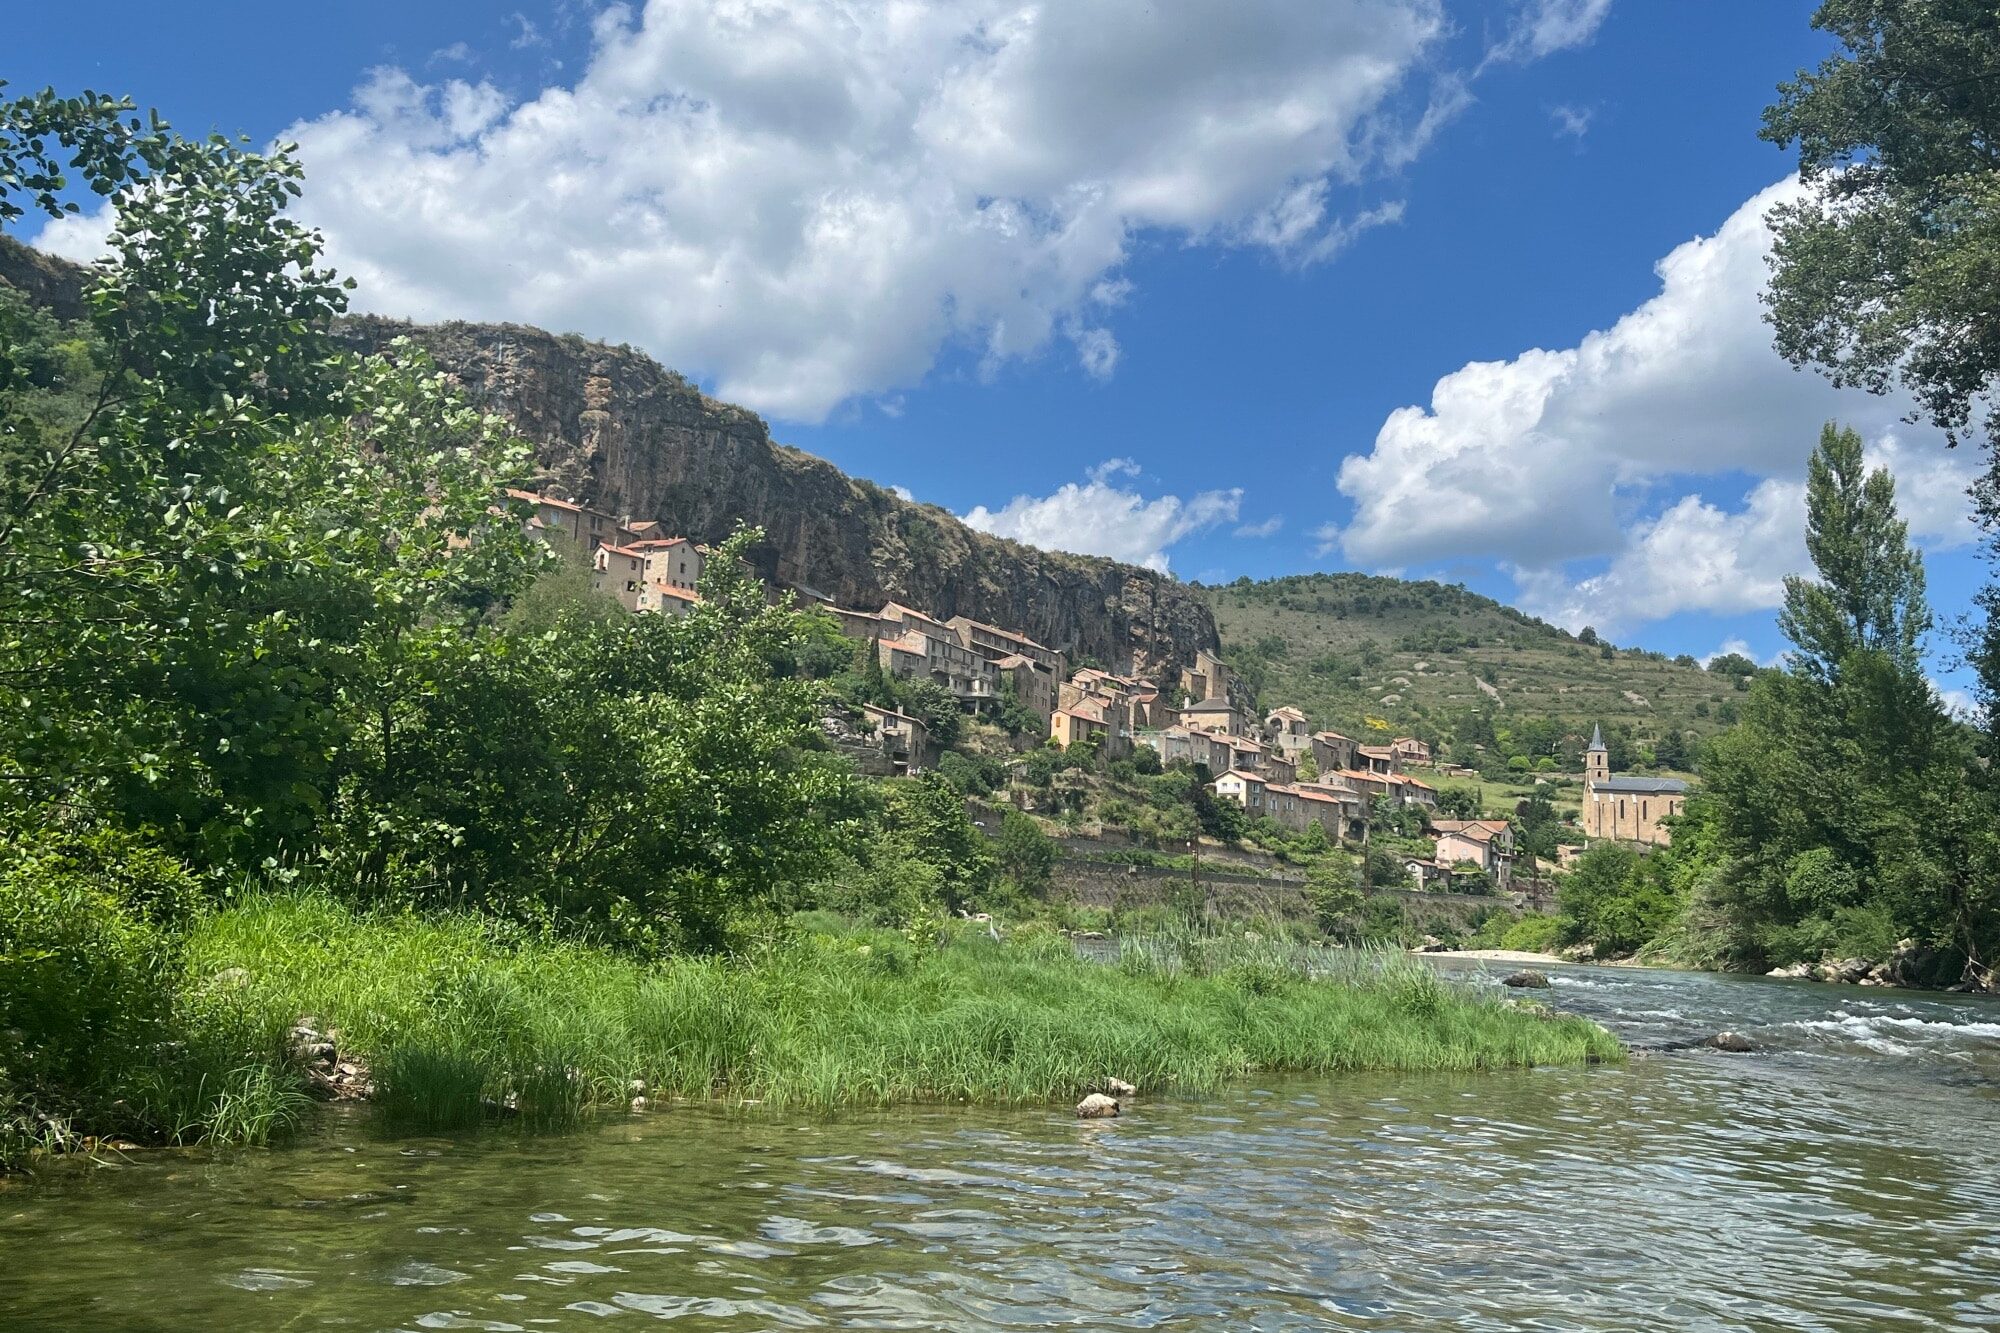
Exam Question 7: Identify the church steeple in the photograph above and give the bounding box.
[1585,724,1610,789]
[1588,724,1605,753]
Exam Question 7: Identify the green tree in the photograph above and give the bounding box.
[1761,3,2000,453]
[1307,856,1364,941]
[1557,845,1677,957]
[1699,424,1997,970]
[996,811,1058,892]
[1779,423,1930,681]
[894,678,963,750]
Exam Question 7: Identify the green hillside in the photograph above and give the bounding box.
[1194,573,1754,774]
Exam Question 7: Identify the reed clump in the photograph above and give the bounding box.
[168,894,1621,1134]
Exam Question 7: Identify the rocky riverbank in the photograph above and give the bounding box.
[1762,938,2000,993]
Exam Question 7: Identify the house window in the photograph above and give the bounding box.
[1641,800,1649,821]
[625,580,638,592]
[1618,800,1626,820]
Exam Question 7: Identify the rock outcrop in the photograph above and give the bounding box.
[0,235,1222,676]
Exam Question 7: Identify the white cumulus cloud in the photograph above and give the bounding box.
[1329,179,1981,633]
[1487,0,1614,65]
[56,0,1465,423]
[962,463,1242,573]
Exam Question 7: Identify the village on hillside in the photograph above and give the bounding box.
[515,488,1691,897]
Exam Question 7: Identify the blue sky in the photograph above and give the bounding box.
[8,2,1984,695]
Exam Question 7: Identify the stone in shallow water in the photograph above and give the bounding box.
[1500,970,1550,989]
[1076,1093,1121,1119]
[1706,1031,1756,1053]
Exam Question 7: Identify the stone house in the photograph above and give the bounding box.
[1403,857,1450,891]
[1180,697,1244,735]
[591,544,647,612]
[1310,730,1359,776]
[859,703,930,775]
[1385,773,1438,810]
[1390,737,1433,766]
[1216,734,1266,772]
[1295,780,1367,838]
[993,653,1056,722]
[638,584,702,618]
[952,616,1064,677]
[1211,768,1269,815]
[1357,744,1399,777]
[628,536,707,594]
[506,488,641,562]
[820,603,892,641]
[1051,704,1111,751]
[879,602,958,639]
[1583,725,1689,846]
[1179,647,1234,704]
[1432,820,1516,888]
[1264,783,1352,838]
[879,631,998,708]
[1264,706,1312,756]
[1263,752,1298,786]
[1332,768,1391,805]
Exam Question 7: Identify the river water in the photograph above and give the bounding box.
[5,961,1999,1331]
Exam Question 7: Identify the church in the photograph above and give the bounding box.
[1582,725,1687,846]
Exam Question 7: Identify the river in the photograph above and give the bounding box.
[4,960,1998,1331]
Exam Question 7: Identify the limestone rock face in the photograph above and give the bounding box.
[0,236,1222,676]
[339,316,1223,677]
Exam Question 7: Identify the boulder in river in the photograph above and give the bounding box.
[1076,1093,1121,1119]
[1102,1077,1137,1098]
[1706,1031,1756,1053]
[1765,962,1814,980]
[1500,970,1551,989]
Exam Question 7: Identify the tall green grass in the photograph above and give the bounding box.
[172,894,1621,1135]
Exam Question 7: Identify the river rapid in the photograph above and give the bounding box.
[4,961,1999,1331]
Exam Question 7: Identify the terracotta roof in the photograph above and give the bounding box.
[598,544,645,559]
[1267,706,1308,720]
[951,616,1052,651]
[627,536,693,550]
[654,586,701,604]
[1215,768,1267,785]
[1312,729,1353,742]
[992,653,1036,669]
[878,632,929,654]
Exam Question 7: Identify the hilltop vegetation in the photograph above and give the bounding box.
[1196,572,1750,773]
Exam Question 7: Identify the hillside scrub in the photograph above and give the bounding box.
[1,891,1621,1166]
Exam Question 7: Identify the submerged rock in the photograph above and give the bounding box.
[1102,1078,1137,1098]
[1500,970,1551,989]
[1076,1093,1121,1119]
[1765,962,1814,980]
[1706,1031,1756,1053]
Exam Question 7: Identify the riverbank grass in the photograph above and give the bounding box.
[172,895,1620,1133]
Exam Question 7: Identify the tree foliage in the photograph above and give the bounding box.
[1762,3,2000,451]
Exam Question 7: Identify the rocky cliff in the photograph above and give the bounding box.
[0,235,1219,675]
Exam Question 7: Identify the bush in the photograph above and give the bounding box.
[1499,913,1563,954]
[0,830,307,1166]
[0,837,180,1107]
[996,812,1058,893]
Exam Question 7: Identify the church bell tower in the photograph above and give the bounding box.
[1585,724,1609,790]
